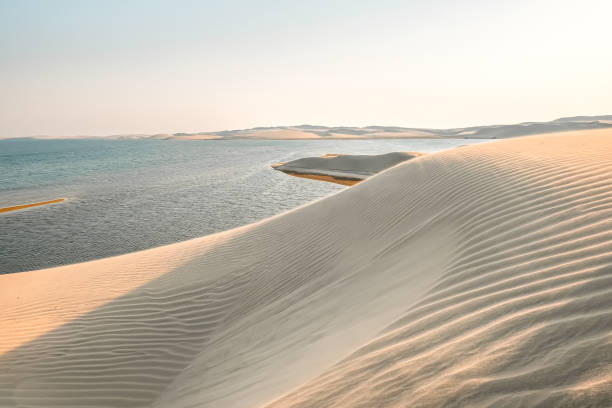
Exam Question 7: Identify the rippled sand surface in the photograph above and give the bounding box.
[1,130,610,407]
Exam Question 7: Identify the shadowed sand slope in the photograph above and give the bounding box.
[272,152,422,183]
[1,129,611,408]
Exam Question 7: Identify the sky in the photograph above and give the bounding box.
[1,0,611,137]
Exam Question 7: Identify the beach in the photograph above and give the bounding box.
[1,129,611,407]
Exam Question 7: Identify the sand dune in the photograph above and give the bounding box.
[134,118,612,140]
[1,129,611,407]
[272,152,422,184]
[156,118,612,140]
[5,115,612,141]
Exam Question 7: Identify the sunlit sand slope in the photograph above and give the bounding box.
[1,129,611,408]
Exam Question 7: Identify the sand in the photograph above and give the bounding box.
[153,118,612,140]
[0,198,64,213]
[7,115,611,141]
[1,129,611,408]
[272,152,422,183]
[281,171,360,186]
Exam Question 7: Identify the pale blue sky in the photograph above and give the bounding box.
[1,0,611,137]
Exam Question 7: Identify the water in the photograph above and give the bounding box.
[0,138,491,274]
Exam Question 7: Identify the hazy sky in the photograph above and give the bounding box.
[1,0,611,137]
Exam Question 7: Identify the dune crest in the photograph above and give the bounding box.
[1,129,611,408]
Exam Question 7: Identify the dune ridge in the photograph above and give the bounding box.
[1,129,611,408]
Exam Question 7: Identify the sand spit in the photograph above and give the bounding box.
[1,129,611,408]
[272,152,422,184]
[0,198,64,214]
[281,171,360,186]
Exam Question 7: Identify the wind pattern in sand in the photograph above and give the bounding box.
[0,129,610,407]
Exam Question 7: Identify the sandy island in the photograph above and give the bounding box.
[272,151,423,185]
[1,129,611,408]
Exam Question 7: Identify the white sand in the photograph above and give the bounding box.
[272,151,422,181]
[1,129,611,407]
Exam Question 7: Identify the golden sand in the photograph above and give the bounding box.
[283,171,360,186]
[0,198,64,213]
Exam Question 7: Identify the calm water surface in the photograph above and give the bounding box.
[0,138,491,274]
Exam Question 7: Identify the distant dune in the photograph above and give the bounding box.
[272,151,423,185]
[4,115,611,141]
[552,114,612,123]
[1,128,610,407]
[133,116,612,140]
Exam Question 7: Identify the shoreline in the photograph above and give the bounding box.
[0,198,64,214]
[282,171,361,186]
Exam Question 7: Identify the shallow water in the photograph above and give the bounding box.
[0,138,491,274]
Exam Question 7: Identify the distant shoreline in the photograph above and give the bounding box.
[3,115,611,141]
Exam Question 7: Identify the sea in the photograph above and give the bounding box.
[0,138,491,274]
